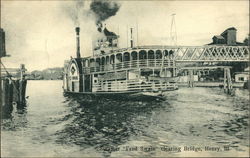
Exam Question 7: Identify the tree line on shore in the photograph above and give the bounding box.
[26,67,63,80]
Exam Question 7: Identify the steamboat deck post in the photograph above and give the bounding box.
[173,60,177,77]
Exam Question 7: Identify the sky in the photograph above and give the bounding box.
[1,0,249,71]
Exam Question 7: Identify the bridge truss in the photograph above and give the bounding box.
[120,45,250,62]
[173,46,249,62]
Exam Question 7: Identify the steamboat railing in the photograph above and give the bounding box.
[92,79,177,92]
[83,59,175,74]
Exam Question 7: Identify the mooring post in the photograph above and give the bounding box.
[20,64,25,81]
[197,71,201,80]
[223,68,233,94]
[2,78,14,118]
[224,68,226,91]
[1,79,6,108]
[16,64,27,108]
[188,69,194,87]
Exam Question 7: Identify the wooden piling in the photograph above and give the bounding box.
[12,80,19,103]
[1,64,27,118]
[1,78,14,118]
[188,69,194,87]
[223,68,233,94]
[18,79,27,108]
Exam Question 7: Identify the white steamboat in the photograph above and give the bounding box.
[63,27,178,100]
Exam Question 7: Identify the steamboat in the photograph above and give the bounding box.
[63,27,178,100]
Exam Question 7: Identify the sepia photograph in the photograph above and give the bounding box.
[0,0,249,157]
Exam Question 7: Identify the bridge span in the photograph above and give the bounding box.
[111,45,249,62]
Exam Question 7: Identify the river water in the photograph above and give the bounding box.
[1,80,249,157]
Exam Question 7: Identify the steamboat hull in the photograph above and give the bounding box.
[63,90,167,101]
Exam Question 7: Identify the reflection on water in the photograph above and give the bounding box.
[1,81,249,157]
[1,102,28,131]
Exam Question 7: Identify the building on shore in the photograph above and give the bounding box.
[234,67,249,83]
[207,27,244,46]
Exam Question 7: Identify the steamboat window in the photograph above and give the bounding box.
[110,55,115,64]
[116,53,122,62]
[90,59,95,67]
[96,58,100,67]
[123,52,130,61]
[164,50,168,56]
[148,50,155,59]
[156,50,162,59]
[106,56,110,64]
[139,50,147,60]
[101,57,105,65]
[239,77,244,81]
[167,50,174,58]
[131,51,138,60]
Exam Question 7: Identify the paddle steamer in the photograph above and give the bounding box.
[63,27,178,99]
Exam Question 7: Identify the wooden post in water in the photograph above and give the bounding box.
[188,69,194,87]
[223,67,233,94]
[19,64,26,106]
[13,79,20,104]
[1,64,27,114]
[1,78,14,118]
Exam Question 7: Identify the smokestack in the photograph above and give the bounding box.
[75,27,81,58]
[130,28,133,48]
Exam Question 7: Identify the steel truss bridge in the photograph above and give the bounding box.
[111,45,249,62]
[172,46,249,62]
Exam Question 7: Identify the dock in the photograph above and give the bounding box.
[1,63,27,118]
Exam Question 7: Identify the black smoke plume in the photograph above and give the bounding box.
[90,0,120,31]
